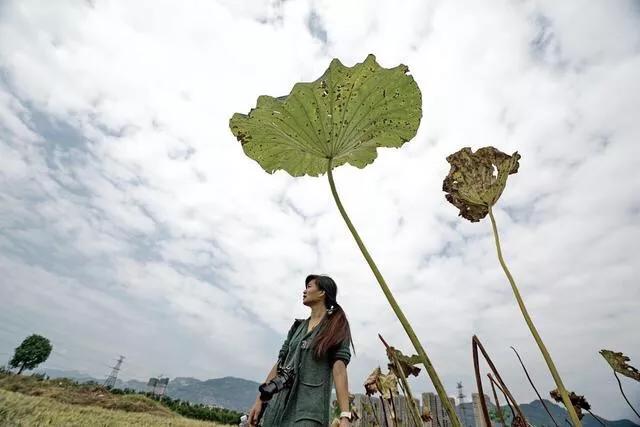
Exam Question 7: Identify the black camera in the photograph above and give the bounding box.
[258,364,295,401]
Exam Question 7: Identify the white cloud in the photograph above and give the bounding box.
[0,0,639,419]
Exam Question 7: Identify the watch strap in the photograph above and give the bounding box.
[339,411,352,420]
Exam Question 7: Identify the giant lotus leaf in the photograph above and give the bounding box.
[229,54,422,177]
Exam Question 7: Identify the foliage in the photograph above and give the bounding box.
[330,393,359,426]
[0,370,240,424]
[379,334,423,427]
[0,371,170,416]
[599,349,640,381]
[385,347,421,379]
[230,53,460,427]
[154,394,241,424]
[489,409,507,423]
[421,408,432,423]
[599,349,640,418]
[442,146,520,222]
[549,389,590,420]
[444,147,582,427]
[9,334,52,374]
[106,387,242,424]
[230,54,421,177]
[364,367,398,400]
[363,365,408,426]
[0,388,221,426]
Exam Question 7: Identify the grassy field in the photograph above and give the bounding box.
[0,372,225,426]
[0,389,225,426]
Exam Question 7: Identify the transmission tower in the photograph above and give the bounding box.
[457,381,469,427]
[103,355,125,388]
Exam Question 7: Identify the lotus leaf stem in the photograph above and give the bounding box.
[488,207,582,427]
[613,370,640,419]
[327,158,460,427]
[511,346,559,427]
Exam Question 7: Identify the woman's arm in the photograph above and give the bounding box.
[248,362,280,426]
[264,362,279,383]
[332,360,350,413]
[254,362,279,401]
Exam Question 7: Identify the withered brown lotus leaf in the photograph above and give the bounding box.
[364,367,382,396]
[550,389,590,419]
[511,415,527,427]
[422,409,433,422]
[600,349,640,381]
[386,346,422,378]
[442,146,520,222]
[377,371,399,400]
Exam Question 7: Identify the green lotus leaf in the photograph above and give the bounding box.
[600,349,640,381]
[229,54,422,177]
[442,146,521,222]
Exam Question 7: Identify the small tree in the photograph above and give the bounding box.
[9,334,52,374]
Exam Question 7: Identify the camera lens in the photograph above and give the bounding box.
[258,367,294,401]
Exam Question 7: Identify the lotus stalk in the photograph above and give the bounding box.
[443,147,582,427]
[487,373,507,427]
[379,334,425,427]
[511,346,559,427]
[472,335,525,425]
[230,54,459,426]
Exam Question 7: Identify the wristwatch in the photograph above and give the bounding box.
[339,411,352,421]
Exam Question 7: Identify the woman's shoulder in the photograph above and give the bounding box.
[286,318,306,334]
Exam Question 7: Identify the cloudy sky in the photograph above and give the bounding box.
[1,0,639,420]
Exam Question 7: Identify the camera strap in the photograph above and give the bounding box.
[281,322,309,372]
[279,319,311,372]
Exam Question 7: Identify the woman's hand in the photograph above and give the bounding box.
[247,398,263,426]
[339,418,351,427]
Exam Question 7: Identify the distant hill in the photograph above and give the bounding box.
[518,399,638,427]
[166,376,260,412]
[457,399,639,427]
[37,368,260,412]
[35,368,99,383]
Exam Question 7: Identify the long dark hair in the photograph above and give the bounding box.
[305,274,355,360]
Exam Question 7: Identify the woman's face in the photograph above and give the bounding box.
[302,279,325,306]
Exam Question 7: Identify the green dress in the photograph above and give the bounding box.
[261,317,351,427]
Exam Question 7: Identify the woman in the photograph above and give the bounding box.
[248,274,355,427]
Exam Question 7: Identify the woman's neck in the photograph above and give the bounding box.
[309,303,326,322]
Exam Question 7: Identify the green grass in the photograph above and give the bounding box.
[0,389,224,426]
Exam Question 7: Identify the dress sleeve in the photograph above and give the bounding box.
[330,338,352,366]
[278,319,303,361]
